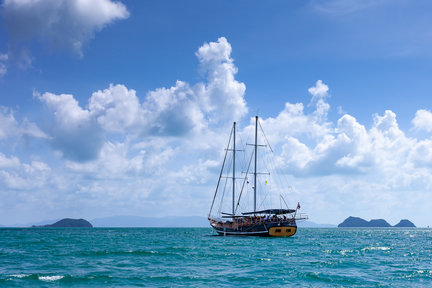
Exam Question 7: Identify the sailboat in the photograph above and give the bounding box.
[208,116,307,236]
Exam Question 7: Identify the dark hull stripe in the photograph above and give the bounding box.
[215,230,270,236]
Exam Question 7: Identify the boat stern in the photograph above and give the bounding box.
[268,225,297,237]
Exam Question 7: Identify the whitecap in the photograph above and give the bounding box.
[361,246,391,251]
[340,249,353,255]
[9,274,28,278]
[39,275,64,281]
[417,270,432,276]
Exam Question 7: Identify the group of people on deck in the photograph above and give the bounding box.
[235,214,291,225]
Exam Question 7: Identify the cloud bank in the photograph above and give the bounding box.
[37,37,246,161]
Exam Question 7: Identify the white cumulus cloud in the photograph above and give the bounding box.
[38,37,247,161]
[0,106,48,139]
[38,92,104,161]
[308,79,329,100]
[257,81,432,191]
[88,84,143,133]
[412,109,432,133]
[1,0,129,66]
[195,37,248,123]
[0,153,51,190]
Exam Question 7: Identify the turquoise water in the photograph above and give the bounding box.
[0,228,431,287]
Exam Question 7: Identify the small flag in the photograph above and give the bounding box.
[297,202,301,210]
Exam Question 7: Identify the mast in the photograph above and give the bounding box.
[254,116,258,212]
[232,122,236,216]
[208,124,234,218]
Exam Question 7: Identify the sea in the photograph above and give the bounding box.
[0,227,431,287]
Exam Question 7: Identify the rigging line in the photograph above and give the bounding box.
[266,147,284,184]
[259,120,273,153]
[268,147,293,207]
[218,153,233,215]
[234,149,254,214]
[237,129,246,166]
[261,140,288,203]
[235,126,248,210]
[280,194,290,209]
[265,152,281,207]
[256,148,273,209]
[209,124,234,217]
[257,181,269,210]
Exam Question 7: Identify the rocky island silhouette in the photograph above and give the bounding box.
[32,218,93,228]
[338,216,415,228]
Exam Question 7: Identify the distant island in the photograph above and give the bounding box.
[338,216,415,228]
[32,218,93,228]
[393,219,416,228]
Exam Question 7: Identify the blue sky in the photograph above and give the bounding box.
[1,0,432,226]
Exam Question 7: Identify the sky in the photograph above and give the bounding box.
[1,0,432,226]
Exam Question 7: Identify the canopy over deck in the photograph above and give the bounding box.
[242,209,296,215]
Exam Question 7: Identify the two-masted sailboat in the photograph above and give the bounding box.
[208,116,307,236]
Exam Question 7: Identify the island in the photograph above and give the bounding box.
[33,218,93,228]
[338,216,415,228]
[394,219,416,228]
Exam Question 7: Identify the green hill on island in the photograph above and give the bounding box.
[338,216,415,228]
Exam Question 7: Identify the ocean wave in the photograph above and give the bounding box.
[5,273,115,283]
[9,274,29,278]
[7,274,64,281]
[39,275,64,281]
[403,270,432,279]
[7,274,38,280]
[361,246,391,252]
[323,249,354,256]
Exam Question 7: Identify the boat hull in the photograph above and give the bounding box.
[268,226,297,237]
[210,220,297,237]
